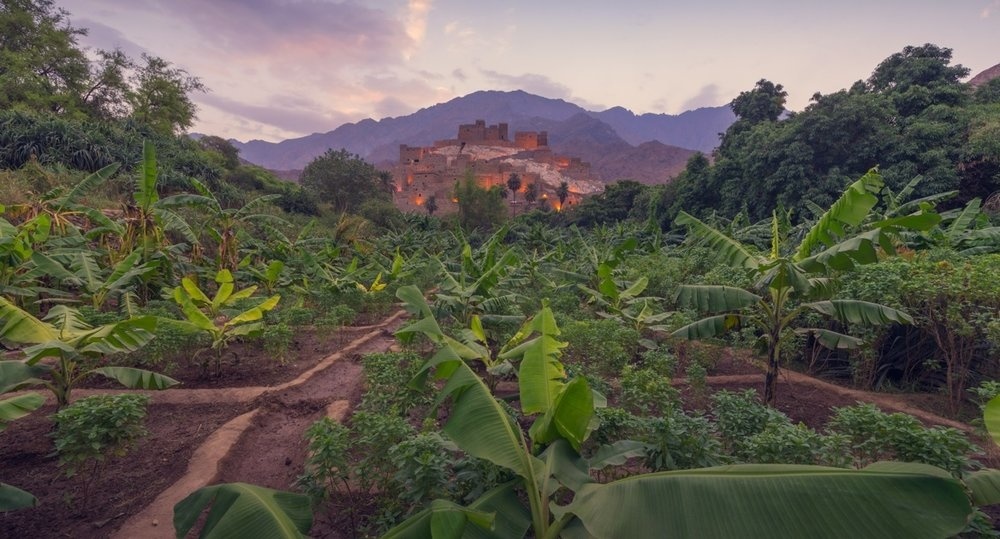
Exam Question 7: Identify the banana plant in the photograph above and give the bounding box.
[387,286,975,538]
[0,299,178,407]
[41,248,156,310]
[672,169,915,405]
[433,228,523,326]
[170,270,280,376]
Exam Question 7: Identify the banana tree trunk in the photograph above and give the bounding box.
[764,331,780,406]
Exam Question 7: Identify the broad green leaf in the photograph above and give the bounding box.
[265,260,285,282]
[671,314,742,340]
[383,498,495,539]
[984,395,1000,446]
[174,288,215,332]
[797,229,882,273]
[619,277,648,300]
[795,328,865,349]
[794,169,883,260]
[0,483,36,512]
[502,306,567,415]
[0,297,58,344]
[226,295,280,326]
[57,162,120,210]
[173,482,312,539]
[675,211,758,270]
[536,439,592,493]
[181,276,211,304]
[137,141,159,208]
[75,316,157,355]
[803,300,912,326]
[90,367,179,390]
[589,440,649,471]
[569,462,971,539]
[529,376,594,451]
[945,198,981,241]
[464,482,531,539]
[0,393,45,430]
[965,469,1000,506]
[674,285,760,313]
[0,360,49,393]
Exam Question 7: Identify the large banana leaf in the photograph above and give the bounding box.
[0,483,36,511]
[501,306,567,415]
[90,367,179,391]
[0,360,48,393]
[674,285,760,313]
[795,328,865,349]
[984,395,1000,446]
[381,499,494,539]
[965,469,1000,506]
[803,300,913,326]
[794,169,883,260]
[675,211,758,270]
[528,376,594,451]
[671,314,742,340]
[173,482,312,539]
[796,228,883,273]
[0,392,45,430]
[0,297,58,345]
[567,462,971,539]
[945,198,981,242]
[137,141,159,208]
[56,162,120,211]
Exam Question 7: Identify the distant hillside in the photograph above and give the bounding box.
[231,90,732,178]
[969,62,1000,87]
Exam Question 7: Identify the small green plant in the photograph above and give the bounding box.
[740,422,845,466]
[711,389,786,452]
[684,360,708,404]
[359,351,429,414]
[52,394,149,505]
[826,403,978,475]
[620,363,679,415]
[388,432,456,514]
[260,321,294,363]
[561,318,639,375]
[643,410,725,471]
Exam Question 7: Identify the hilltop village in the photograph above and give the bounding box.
[392,120,604,214]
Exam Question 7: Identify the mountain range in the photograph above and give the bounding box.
[230,90,736,184]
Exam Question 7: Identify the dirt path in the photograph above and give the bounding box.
[112,311,408,539]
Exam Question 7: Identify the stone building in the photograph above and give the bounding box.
[393,119,602,215]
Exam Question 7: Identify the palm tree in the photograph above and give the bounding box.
[506,173,522,205]
[556,181,569,209]
[524,182,538,206]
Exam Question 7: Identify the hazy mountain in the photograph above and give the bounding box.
[231,90,732,175]
[969,62,1000,87]
[591,106,733,153]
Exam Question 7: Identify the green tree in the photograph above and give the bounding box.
[0,0,89,114]
[300,148,390,213]
[454,170,506,231]
[127,54,205,135]
[198,135,240,169]
[730,79,787,124]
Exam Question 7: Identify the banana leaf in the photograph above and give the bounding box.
[173,482,312,539]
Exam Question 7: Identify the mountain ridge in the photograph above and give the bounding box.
[229,90,734,183]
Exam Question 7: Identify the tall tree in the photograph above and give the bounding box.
[556,181,569,209]
[524,182,538,206]
[127,54,205,135]
[730,79,787,124]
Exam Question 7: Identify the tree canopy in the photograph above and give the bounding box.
[299,149,391,213]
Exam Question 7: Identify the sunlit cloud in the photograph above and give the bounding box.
[404,0,433,58]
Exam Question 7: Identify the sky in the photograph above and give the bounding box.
[62,0,1000,143]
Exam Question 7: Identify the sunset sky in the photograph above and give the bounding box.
[62,0,1000,142]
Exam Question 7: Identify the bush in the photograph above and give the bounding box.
[826,403,978,475]
[52,394,149,505]
[740,422,850,467]
[561,318,639,375]
[359,351,430,414]
[620,363,679,415]
[643,410,724,471]
[710,389,787,452]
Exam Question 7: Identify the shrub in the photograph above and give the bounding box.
[620,363,679,415]
[710,389,787,452]
[260,321,294,362]
[52,394,149,505]
[591,407,648,446]
[388,432,455,513]
[826,403,978,475]
[359,351,430,414]
[740,422,849,466]
[643,410,724,471]
[561,318,639,375]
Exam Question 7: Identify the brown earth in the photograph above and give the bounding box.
[1,315,990,538]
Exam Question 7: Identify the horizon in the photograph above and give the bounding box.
[64,0,999,143]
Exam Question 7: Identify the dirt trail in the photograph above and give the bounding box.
[112,311,407,539]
